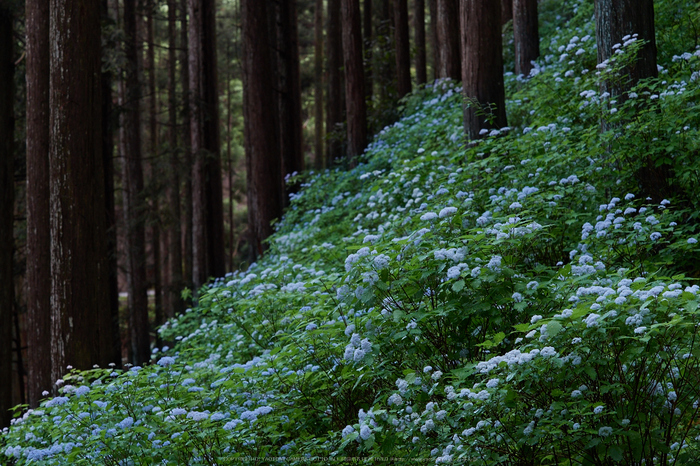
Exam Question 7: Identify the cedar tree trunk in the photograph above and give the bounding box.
[242,0,284,259]
[436,0,460,80]
[415,0,427,85]
[342,0,368,163]
[26,0,52,406]
[461,0,507,139]
[314,0,324,169]
[513,0,539,76]
[326,0,345,164]
[394,0,412,98]
[49,0,116,380]
[0,3,15,427]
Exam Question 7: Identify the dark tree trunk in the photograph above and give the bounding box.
[242,0,284,259]
[502,0,512,25]
[595,0,660,196]
[0,4,15,427]
[275,0,305,190]
[189,0,207,286]
[375,0,396,112]
[167,0,183,317]
[428,0,439,80]
[595,0,657,97]
[314,0,324,169]
[394,0,412,98]
[122,0,150,365]
[326,0,345,164]
[436,0,460,80]
[513,0,539,76]
[25,0,52,406]
[49,0,115,380]
[342,0,368,163]
[189,0,225,287]
[202,0,225,281]
[145,0,164,335]
[363,0,373,103]
[180,0,193,290]
[101,0,122,367]
[461,0,507,139]
[415,0,427,85]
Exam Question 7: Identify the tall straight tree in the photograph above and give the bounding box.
[375,0,396,113]
[394,0,412,98]
[513,0,539,76]
[342,0,368,163]
[242,0,284,259]
[189,0,226,287]
[595,0,657,97]
[461,0,507,139]
[25,0,52,406]
[436,0,460,80]
[121,0,150,365]
[275,0,305,188]
[414,0,427,85]
[363,0,373,102]
[180,0,193,290]
[167,0,183,317]
[0,2,15,427]
[502,0,512,25]
[49,0,116,380]
[145,0,163,332]
[428,0,440,79]
[101,0,122,371]
[314,0,324,169]
[326,0,345,164]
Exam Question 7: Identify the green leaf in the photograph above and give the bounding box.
[452,280,465,293]
[608,445,623,462]
[546,321,563,336]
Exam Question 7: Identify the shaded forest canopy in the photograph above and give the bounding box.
[3,0,700,464]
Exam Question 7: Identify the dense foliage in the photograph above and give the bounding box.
[4,0,700,463]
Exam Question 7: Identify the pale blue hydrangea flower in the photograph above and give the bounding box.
[157,356,175,367]
[360,425,372,440]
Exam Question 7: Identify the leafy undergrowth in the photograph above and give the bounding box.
[5,0,700,464]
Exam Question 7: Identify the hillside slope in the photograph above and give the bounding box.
[5,0,700,464]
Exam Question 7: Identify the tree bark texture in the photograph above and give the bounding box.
[101,0,122,368]
[501,0,512,25]
[49,0,115,380]
[201,0,225,282]
[436,0,460,80]
[513,0,539,76]
[189,0,225,287]
[363,0,373,103]
[461,0,507,139]
[394,0,412,98]
[342,0,368,163]
[375,0,396,112]
[180,0,193,290]
[26,0,52,406]
[595,0,658,97]
[122,0,150,365]
[326,0,345,164]
[275,0,305,187]
[242,0,284,259]
[314,0,324,169]
[167,0,183,317]
[414,0,427,85]
[428,0,439,80]
[145,0,163,336]
[0,4,15,427]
